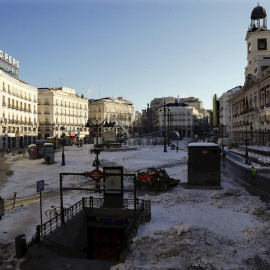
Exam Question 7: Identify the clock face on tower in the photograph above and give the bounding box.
[258,39,267,50]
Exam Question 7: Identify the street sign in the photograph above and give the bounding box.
[88,169,105,181]
[37,180,45,192]
[36,180,45,226]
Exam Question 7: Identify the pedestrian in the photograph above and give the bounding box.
[251,166,256,187]
[12,192,17,209]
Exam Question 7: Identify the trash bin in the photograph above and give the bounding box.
[15,234,27,258]
[0,197,4,220]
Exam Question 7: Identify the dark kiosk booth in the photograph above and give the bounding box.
[188,142,221,187]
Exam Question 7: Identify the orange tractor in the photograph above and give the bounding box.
[135,167,180,192]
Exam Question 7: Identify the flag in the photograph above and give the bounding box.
[246,97,249,110]
[243,98,247,110]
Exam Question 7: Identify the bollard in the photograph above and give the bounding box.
[15,234,27,259]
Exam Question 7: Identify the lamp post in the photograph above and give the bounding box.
[167,109,170,147]
[243,121,250,164]
[160,100,168,152]
[86,119,106,192]
[60,126,65,166]
[167,111,173,146]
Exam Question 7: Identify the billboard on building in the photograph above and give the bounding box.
[0,50,19,78]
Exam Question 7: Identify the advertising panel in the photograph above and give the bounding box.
[103,167,123,195]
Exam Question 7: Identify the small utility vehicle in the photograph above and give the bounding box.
[135,167,180,192]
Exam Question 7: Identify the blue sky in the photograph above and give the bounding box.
[1,0,266,112]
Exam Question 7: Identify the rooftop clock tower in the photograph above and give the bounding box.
[245,5,270,78]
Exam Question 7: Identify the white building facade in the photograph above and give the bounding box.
[153,102,203,138]
[228,5,270,145]
[0,70,38,151]
[37,87,88,139]
[218,87,241,137]
[88,97,134,136]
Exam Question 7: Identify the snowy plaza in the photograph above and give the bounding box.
[0,139,270,269]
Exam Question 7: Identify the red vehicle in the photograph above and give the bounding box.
[136,167,180,192]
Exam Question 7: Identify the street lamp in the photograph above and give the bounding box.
[160,100,168,152]
[167,109,170,147]
[60,126,65,166]
[167,111,173,146]
[243,121,250,164]
[86,119,106,192]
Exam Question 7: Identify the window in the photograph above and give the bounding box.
[267,91,270,104]
[261,66,270,72]
[261,92,265,106]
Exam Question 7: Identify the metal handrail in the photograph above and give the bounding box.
[38,197,144,239]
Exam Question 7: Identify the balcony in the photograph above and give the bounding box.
[240,107,259,115]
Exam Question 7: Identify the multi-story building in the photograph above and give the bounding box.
[0,51,38,151]
[37,87,88,139]
[141,97,205,137]
[153,102,203,138]
[218,86,241,137]
[88,97,134,136]
[133,110,147,135]
[179,97,203,112]
[179,97,210,134]
[228,5,270,145]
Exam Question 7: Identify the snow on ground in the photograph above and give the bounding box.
[1,139,270,269]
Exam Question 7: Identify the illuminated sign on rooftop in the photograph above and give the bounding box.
[0,50,19,78]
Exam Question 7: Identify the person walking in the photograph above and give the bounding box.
[12,192,17,209]
[251,166,257,187]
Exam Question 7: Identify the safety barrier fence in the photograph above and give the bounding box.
[222,149,245,163]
